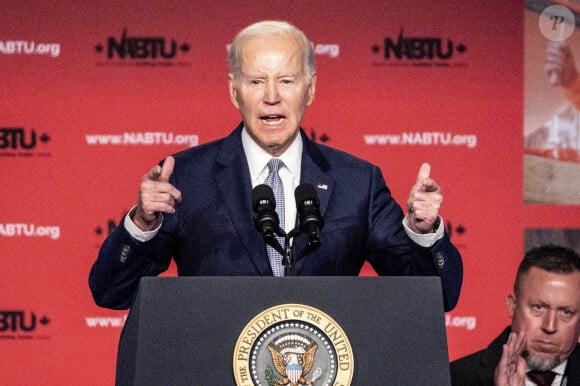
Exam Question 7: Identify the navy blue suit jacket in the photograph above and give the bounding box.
[89,124,463,310]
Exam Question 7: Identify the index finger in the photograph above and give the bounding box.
[159,156,175,183]
[416,163,431,181]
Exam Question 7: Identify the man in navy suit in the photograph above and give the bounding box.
[89,20,463,311]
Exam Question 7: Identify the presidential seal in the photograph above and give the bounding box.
[233,304,354,386]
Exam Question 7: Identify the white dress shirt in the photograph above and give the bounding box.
[241,127,301,235]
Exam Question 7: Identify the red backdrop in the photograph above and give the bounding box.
[2,1,580,384]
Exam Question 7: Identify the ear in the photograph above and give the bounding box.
[228,73,240,109]
[506,293,517,318]
[306,72,316,106]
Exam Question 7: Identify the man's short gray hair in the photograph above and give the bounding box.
[228,20,316,80]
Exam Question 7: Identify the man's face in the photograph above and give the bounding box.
[507,267,580,370]
[228,34,316,156]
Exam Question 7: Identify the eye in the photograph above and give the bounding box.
[562,308,574,316]
[250,79,262,85]
[281,78,294,84]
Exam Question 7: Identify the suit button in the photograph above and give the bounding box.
[120,244,130,263]
[436,252,445,269]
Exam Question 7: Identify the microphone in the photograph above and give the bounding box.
[251,184,282,237]
[295,183,324,252]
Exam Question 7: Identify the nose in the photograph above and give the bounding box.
[264,80,280,104]
[541,310,558,334]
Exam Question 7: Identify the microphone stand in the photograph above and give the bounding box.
[282,228,302,276]
[283,233,294,276]
[263,227,320,277]
[263,228,295,276]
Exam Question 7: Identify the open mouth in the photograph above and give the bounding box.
[260,114,286,125]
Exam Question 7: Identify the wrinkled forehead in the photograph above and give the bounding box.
[242,35,301,58]
[237,35,306,72]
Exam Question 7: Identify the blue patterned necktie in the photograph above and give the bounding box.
[264,158,285,276]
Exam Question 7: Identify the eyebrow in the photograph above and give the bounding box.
[242,73,300,79]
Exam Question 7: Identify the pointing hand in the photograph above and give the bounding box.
[133,156,182,231]
[406,163,443,234]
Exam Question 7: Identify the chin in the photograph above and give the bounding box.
[525,351,562,371]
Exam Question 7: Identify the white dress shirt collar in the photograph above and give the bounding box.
[241,127,302,186]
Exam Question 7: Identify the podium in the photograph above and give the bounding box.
[116,276,451,385]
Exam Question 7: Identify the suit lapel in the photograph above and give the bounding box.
[214,125,273,275]
[292,131,332,264]
[565,343,580,385]
[299,130,332,217]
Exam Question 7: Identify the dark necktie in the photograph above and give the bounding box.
[264,158,285,276]
[527,370,557,386]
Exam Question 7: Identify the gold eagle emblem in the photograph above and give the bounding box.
[267,341,318,386]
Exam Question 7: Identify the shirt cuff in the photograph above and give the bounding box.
[124,206,163,242]
[402,215,444,248]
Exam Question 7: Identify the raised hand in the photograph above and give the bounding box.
[545,41,577,87]
[133,156,182,231]
[494,331,526,386]
[406,163,443,234]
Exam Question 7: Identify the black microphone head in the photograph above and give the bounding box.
[295,183,324,231]
[295,183,318,205]
[252,184,276,211]
[294,183,323,254]
[252,184,280,236]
